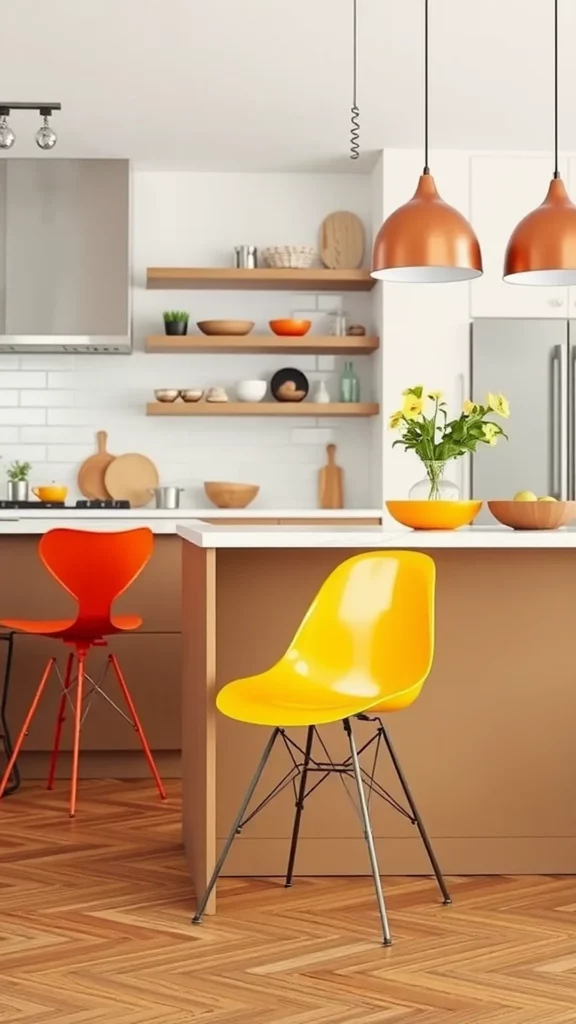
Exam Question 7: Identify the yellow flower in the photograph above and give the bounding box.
[389,410,403,430]
[463,399,478,415]
[402,395,424,420]
[428,390,443,400]
[482,422,499,446]
[487,392,510,418]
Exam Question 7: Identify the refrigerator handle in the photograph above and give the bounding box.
[570,346,576,501]
[552,345,565,500]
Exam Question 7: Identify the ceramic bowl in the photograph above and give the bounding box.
[197,320,255,336]
[236,380,267,402]
[154,389,180,402]
[488,500,576,530]
[180,388,204,402]
[269,319,312,337]
[386,500,483,531]
[204,482,260,508]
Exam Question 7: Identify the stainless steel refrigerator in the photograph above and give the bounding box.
[471,319,576,502]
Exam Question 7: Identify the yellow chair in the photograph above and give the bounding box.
[192,551,450,945]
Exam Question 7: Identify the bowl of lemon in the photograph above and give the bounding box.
[488,492,576,530]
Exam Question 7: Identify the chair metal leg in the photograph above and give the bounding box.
[285,725,314,888]
[0,634,18,795]
[109,653,167,800]
[69,656,84,819]
[378,718,451,905]
[192,728,280,924]
[47,653,74,791]
[344,717,392,946]
[0,658,56,800]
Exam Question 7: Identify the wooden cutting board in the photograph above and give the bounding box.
[104,453,159,508]
[318,444,343,509]
[319,211,365,269]
[77,431,115,500]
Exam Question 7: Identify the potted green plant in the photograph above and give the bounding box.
[163,310,189,336]
[7,460,32,503]
[390,386,509,499]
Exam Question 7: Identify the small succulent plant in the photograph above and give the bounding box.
[7,460,32,482]
[163,310,189,323]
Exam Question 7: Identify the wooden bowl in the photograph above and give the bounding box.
[204,482,260,509]
[269,319,312,337]
[488,500,576,530]
[386,500,483,530]
[197,320,255,336]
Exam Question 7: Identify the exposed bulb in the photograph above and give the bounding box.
[35,115,57,150]
[0,116,15,150]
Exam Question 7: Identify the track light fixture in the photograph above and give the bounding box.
[0,102,61,151]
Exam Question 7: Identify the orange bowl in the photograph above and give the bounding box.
[386,500,483,530]
[269,319,311,337]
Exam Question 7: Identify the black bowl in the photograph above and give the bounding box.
[270,367,309,403]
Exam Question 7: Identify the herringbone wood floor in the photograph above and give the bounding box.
[1,781,576,1023]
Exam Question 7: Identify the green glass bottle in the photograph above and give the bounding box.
[340,361,353,402]
[349,362,360,403]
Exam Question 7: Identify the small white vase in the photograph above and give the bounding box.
[314,379,331,403]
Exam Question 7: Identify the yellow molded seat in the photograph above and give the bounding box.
[217,550,435,727]
[194,550,448,946]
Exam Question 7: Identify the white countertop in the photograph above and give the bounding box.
[177,522,576,549]
[0,508,381,535]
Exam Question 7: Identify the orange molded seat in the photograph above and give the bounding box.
[0,528,154,642]
[0,528,166,816]
[217,550,435,727]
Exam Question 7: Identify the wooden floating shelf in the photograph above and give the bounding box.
[147,402,380,417]
[146,334,379,355]
[146,267,376,292]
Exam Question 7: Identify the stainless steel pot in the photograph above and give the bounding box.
[234,245,257,269]
[149,486,183,509]
[7,480,29,502]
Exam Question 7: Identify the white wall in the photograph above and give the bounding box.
[0,170,378,509]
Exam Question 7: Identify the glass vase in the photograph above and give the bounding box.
[409,461,460,501]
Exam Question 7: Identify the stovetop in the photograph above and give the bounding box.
[0,500,132,510]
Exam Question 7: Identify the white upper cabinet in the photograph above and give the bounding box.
[470,156,568,318]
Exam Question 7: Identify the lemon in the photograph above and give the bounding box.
[513,490,537,501]
[537,495,557,502]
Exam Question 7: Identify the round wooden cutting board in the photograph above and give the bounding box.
[77,431,115,500]
[104,453,159,508]
[319,211,365,269]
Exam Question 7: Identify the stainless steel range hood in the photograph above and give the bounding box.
[0,159,131,354]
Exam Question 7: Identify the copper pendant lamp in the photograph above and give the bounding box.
[371,0,482,284]
[504,0,576,285]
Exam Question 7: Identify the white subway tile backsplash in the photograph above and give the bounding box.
[317,295,344,311]
[0,445,47,462]
[291,428,334,445]
[317,356,336,371]
[21,426,96,444]
[0,373,47,389]
[0,428,20,443]
[19,355,76,370]
[22,391,76,408]
[0,409,45,425]
[0,392,19,407]
[47,445,94,462]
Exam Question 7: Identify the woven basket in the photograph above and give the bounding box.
[263,246,315,269]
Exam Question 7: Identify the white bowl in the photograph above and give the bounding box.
[236,380,267,402]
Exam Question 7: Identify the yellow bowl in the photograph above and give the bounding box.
[33,485,68,503]
[386,500,483,530]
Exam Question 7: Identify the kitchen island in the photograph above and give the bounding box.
[180,521,576,912]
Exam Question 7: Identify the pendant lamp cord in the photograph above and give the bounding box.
[423,0,429,174]
[554,0,559,177]
[350,0,360,159]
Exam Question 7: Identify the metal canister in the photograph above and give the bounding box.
[234,245,257,269]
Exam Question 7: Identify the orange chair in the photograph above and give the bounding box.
[0,528,166,816]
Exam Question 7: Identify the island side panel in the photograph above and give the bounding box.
[182,542,217,910]
[213,547,576,875]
